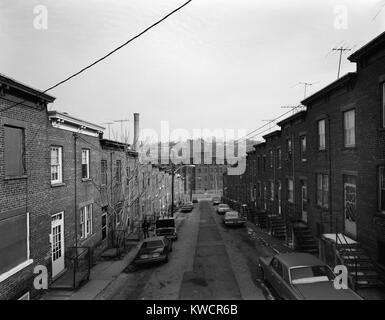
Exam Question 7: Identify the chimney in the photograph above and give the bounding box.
[133,113,139,151]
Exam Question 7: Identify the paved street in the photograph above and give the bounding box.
[96,200,272,300]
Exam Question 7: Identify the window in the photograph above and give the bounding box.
[51,146,63,184]
[379,167,385,212]
[316,174,329,209]
[263,156,266,172]
[300,136,307,161]
[287,178,294,203]
[344,110,355,147]
[4,125,25,176]
[270,150,274,168]
[270,181,274,201]
[318,120,326,150]
[257,156,261,172]
[80,204,93,239]
[257,182,262,198]
[101,160,107,185]
[287,138,292,158]
[344,175,357,224]
[382,83,385,128]
[116,160,122,183]
[276,147,282,169]
[81,149,90,179]
[0,211,31,279]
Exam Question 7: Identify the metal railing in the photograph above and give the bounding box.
[65,246,91,289]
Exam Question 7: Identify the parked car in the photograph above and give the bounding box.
[180,201,194,212]
[133,236,172,265]
[192,198,198,203]
[217,203,230,215]
[155,217,177,240]
[223,211,246,227]
[212,196,221,205]
[259,252,363,300]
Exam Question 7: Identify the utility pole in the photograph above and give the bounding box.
[332,47,351,79]
[113,119,129,142]
[102,122,113,139]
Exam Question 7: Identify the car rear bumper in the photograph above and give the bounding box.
[134,255,167,264]
[224,220,246,227]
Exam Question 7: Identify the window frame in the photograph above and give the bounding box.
[80,204,93,239]
[4,125,25,177]
[343,109,356,148]
[101,160,107,185]
[287,178,294,203]
[50,146,63,184]
[276,147,282,169]
[81,149,90,179]
[318,119,326,151]
[300,135,307,161]
[116,160,122,183]
[316,174,329,209]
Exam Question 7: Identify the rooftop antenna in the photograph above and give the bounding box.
[102,122,113,139]
[298,82,318,98]
[332,46,352,79]
[113,119,130,142]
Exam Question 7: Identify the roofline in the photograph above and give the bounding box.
[100,138,130,149]
[276,110,307,127]
[301,73,357,106]
[262,129,282,140]
[48,111,105,132]
[348,30,385,62]
[0,73,55,102]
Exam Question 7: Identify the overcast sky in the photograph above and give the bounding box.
[1,0,384,143]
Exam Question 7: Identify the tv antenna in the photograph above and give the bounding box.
[102,122,113,139]
[332,46,352,79]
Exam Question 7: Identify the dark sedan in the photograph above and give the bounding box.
[133,236,172,265]
[259,252,362,300]
[180,202,194,212]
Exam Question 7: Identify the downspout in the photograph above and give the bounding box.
[73,133,78,288]
[327,114,333,234]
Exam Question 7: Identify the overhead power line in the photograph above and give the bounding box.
[0,0,193,114]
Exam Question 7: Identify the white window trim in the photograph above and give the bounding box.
[80,204,93,239]
[344,110,355,147]
[51,146,63,184]
[318,120,326,150]
[0,212,33,283]
[82,149,90,179]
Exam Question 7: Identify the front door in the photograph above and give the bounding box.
[51,212,65,278]
[301,181,308,223]
[344,178,357,238]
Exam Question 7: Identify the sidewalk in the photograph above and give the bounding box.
[41,210,186,300]
[41,242,141,300]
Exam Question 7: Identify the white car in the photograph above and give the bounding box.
[217,203,230,215]
[223,211,246,227]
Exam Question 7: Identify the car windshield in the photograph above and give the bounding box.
[219,204,229,209]
[142,240,164,249]
[290,265,335,284]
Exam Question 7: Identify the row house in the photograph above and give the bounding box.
[0,74,55,300]
[0,74,145,299]
[223,31,385,290]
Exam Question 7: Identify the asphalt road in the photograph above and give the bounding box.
[98,200,270,300]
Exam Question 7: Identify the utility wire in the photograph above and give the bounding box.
[235,104,304,144]
[0,0,193,114]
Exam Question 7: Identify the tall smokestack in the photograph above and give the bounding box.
[133,113,139,151]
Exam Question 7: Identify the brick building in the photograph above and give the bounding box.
[223,31,385,288]
[0,74,55,300]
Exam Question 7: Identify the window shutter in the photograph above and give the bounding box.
[4,126,24,176]
[0,211,27,274]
